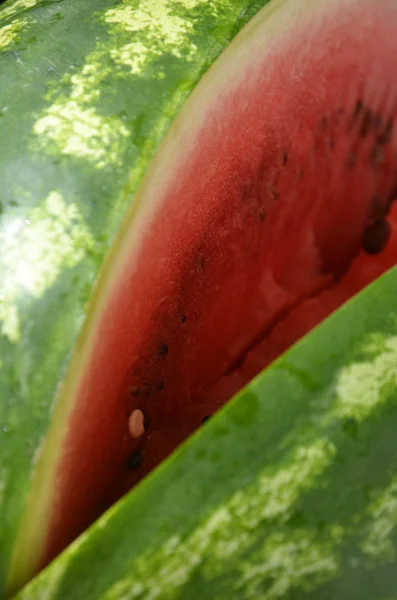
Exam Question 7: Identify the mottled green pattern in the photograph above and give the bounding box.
[0,0,269,593]
[17,269,397,599]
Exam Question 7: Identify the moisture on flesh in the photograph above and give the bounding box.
[15,0,397,584]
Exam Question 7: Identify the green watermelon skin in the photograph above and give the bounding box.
[16,267,397,600]
[0,0,269,593]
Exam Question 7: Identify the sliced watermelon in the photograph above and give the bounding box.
[0,0,270,595]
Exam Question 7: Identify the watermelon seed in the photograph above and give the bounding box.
[142,383,152,397]
[126,449,143,471]
[361,218,391,254]
[158,343,169,357]
[360,108,373,137]
[353,98,364,120]
[158,381,164,391]
[198,255,207,271]
[280,151,288,166]
[201,415,212,424]
[128,410,145,439]
[130,386,140,397]
[180,313,187,324]
[327,137,334,151]
[258,207,265,222]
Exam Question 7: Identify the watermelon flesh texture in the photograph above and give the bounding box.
[15,0,397,583]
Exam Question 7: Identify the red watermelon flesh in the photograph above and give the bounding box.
[21,0,397,576]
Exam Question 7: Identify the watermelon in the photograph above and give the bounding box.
[0,0,270,595]
[2,0,397,596]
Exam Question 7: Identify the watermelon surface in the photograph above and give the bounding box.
[0,0,269,595]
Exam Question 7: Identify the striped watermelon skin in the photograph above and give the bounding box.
[16,267,397,600]
[0,0,269,593]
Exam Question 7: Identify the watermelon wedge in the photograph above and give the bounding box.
[0,0,270,595]
[3,0,397,596]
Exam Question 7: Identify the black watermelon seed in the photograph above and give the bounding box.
[362,219,391,255]
[142,383,152,397]
[201,415,212,424]
[180,313,187,324]
[360,108,373,137]
[353,98,364,119]
[158,343,169,357]
[280,151,288,166]
[126,449,143,471]
[198,255,207,271]
[158,381,164,391]
[130,386,140,397]
[258,207,265,222]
